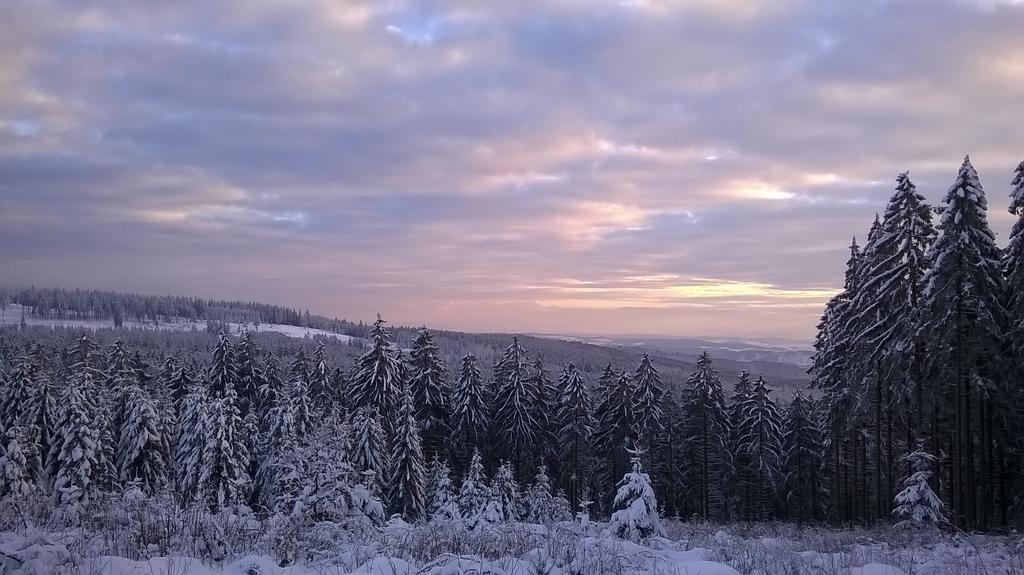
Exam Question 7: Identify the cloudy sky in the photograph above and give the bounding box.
[2,0,1023,341]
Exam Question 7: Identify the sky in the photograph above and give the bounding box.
[2,0,1023,342]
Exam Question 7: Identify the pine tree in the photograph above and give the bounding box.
[0,426,35,498]
[609,446,665,541]
[207,333,237,399]
[21,352,56,484]
[51,374,101,507]
[595,369,636,512]
[726,370,754,520]
[528,357,558,466]
[651,385,684,519]
[388,385,427,522]
[234,331,261,420]
[683,352,731,520]
[458,448,488,529]
[555,362,593,511]
[1004,162,1024,390]
[782,392,825,524]
[116,384,167,494]
[167,360,193,419]
[288,348,313,438]
[309,341,334,413]
[350,315,404,431]
[256,353,285,425]
[523,464,570,524]
[491,337,538,473]
[201,390,250,511]
[408,328,450,460]
[425,456,460,523]
[1,355,34,435]
[175,384,207,497]
[633,353,665,446]
[921,156,1005,528]
[453,353,487,465]
[350,407,387,496]
[488,460,521,522]
[734,375,783,521]
[893,445,945,529]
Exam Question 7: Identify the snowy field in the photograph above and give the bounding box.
[0,503,1019,575]
[0,304,355,343]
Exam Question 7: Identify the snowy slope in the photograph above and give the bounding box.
[0,304,355,342]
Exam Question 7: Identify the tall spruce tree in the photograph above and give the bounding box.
[555,362,593,511]
[683,352,731,520]
[350,407,387,496]
[388,385,427,522]
[288,348,314,438]
[409,327,450,460]
[116,383,167,494]
[920,156,1005,528]
[633,353,665,446]
[734,375,784,521]
[595,369,636,511]
[308,341,334,413]
[350,315,404,432]
[782,392,825,524]
[453,353,488,466]
[491,337,538,474]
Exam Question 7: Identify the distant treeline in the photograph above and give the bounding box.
[0,286,369,336]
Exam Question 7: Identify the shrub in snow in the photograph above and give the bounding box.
[523,465,571,524]
[485,460,521,523]
[426,456,460,523]
[458,448,488,529]
[608,448,665,541]
[893,445,945,530]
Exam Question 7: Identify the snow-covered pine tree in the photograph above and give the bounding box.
[810,237,862,522]
[425,456,460,523]
[330,367,348,416]
[167,359,193,419]
[1005,161,1024,386]
[782,392,825,524]
[595,370,637,511]
[523,464,570,524]
[20,351,56,484]
[51,372,101,507]
[288,348,313,438]
[207,333,237,399]
[683,351,731,521]
[453,353,487,467]
[350,406,387,496]
[633,353,665,446]
[1,354,34,436]
[608,446,665,541]
[920,156,1005,528]
[116,383,167,494]
[175,384,207,497]
[487,460,521,522]
[388,384,427,522]
[491,337,538,474]
[555,362,593,511]
[734,375,783,521]
[528,357,558,467]
[309,341,334,414]
[350,315,404,433]
[234,331,261,420]
[893,444,945,529]
[201,388,250,511]
[256,353,285,426]
[651,384,684,518]
[458,448,488,529]
[408,327,450,460]
[726,370,754,519]
[0,426,35,498]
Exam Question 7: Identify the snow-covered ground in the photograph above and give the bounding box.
[0,518,1018,575]
[0,304,355,343]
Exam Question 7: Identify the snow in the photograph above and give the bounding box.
[0,304,355,342]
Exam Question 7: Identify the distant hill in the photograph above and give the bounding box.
[0,286,812,394]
